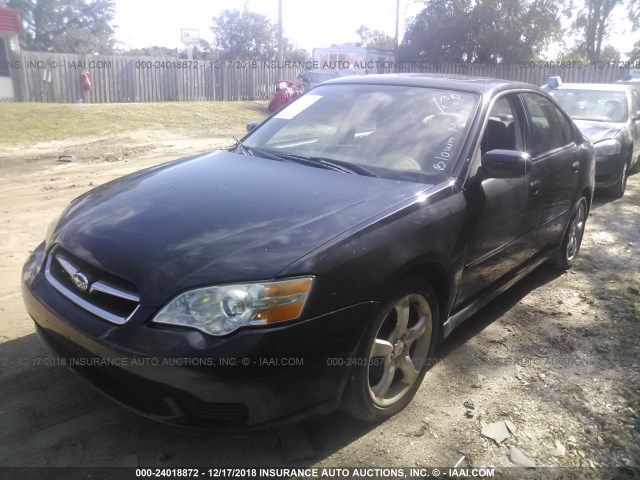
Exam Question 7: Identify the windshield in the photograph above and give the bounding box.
[244,84,479,181]
[548,89,628,123]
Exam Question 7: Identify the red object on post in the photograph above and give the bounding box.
[0,7,22,34]
[268,80,303,112]
[81,70,92,91]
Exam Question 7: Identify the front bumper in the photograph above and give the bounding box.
[22,243,375,428]
[595,152,626,188]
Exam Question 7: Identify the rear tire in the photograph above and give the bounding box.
[341,277,439,422]
[551,197,588,271]
[629,150,640,174]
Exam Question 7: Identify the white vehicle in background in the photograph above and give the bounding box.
[313,43,395,75]
[615,69,640,94]
[543,77,640,198]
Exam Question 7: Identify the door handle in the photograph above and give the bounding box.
[572,161,580,173]
[529,179,541,196]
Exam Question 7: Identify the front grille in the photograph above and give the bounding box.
[45,248,140,325]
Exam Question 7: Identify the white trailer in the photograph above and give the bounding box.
[312,43,396,75]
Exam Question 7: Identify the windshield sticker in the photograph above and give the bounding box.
[438,94,462,112]
[433,135,457,168]
[433,161,447,171]
[275,94,323,120]
[436,137,456,162]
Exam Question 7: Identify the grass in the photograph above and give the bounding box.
[0,101,269,145]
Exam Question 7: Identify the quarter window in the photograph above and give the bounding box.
[522,93,572,156]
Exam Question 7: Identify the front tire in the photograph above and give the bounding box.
[603,160,628,199]
[551,197,587,271]
[341,278,439,422]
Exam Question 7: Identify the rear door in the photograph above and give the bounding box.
[520,92,582,248]
[630,89,640,165]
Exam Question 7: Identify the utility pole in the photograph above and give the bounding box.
[394,0,400,52]
[278,0,283,79]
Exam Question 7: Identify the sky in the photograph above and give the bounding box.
[114,0,637,59]
[115,0,422,53]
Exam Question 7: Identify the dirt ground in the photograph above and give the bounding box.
[0,128,638,479]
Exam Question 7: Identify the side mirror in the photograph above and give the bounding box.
[246,120,260,133]
[631,111,640,122]
[481,150,531,178]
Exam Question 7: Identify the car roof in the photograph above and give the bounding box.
[545,83,632,92]
[616,79,640,87]
[324,73,541,95]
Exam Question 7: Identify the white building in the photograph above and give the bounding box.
[0,7,21,101]
[312,43,396,75]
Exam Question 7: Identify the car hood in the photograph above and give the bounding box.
[53,150,430,305]
[573,120,623,144]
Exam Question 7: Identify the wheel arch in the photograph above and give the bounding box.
[379,258,453,336]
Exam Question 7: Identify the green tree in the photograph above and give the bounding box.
[599,45,621,60]
[399,0,563,63]
[211,9,308,61]
[571,0,626,62]
[118,40,218,61]
[624,1,640,61]
[356,25,394,49]
[558,44,620,61]
[282,38,310,62]
[8,0,116,54]
[211,8,277,61]
[562,0,637,63]
[557,44,590,63]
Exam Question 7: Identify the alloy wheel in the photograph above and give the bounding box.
[367,293,433,407]
[565,201,586,264]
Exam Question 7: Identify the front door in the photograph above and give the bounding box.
[455,94,540,309]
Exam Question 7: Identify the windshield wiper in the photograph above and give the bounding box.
[233,137,264,157]
[233,139,291,163]
[233,137,253,157]
[233,138,305,164]
[274,152,379,177]
[232,141,378,177]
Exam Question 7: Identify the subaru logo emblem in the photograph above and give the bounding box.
[72,272,89,292]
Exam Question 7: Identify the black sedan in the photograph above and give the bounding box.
[543,81,640,198]
[22,74,595,428]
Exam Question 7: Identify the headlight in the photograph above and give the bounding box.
[152,277,314,336]
[594,139,621,156]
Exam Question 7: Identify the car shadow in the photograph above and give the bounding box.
[435,263,560,359]
[0,263,562,468]
[590,166,640,209]
[591,192,618,209]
